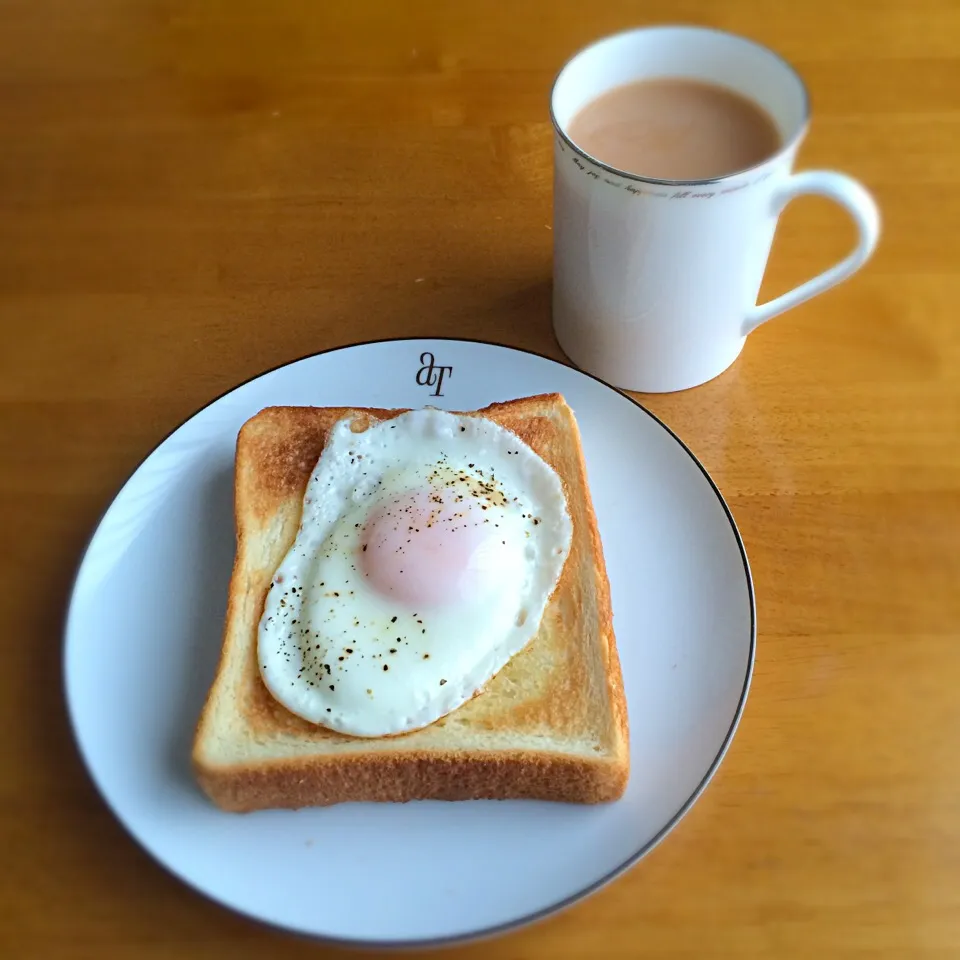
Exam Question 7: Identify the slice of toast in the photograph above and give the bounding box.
[193,394,628,810]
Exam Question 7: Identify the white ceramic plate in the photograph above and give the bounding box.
[65,338,755,947]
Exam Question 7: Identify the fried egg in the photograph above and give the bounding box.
[257,408,572,737]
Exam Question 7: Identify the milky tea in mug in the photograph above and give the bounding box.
[567,78,781,182]
[550,27,880,392]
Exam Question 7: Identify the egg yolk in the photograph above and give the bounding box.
[359,489,503,607]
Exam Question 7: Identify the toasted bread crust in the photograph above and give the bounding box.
[193,395,628,809]
[197,750,629,812]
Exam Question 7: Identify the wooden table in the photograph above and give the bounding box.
[3,1,958,957]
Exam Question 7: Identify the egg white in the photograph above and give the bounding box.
[257,408,572,737]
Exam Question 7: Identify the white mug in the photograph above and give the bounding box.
[550,26,881,392]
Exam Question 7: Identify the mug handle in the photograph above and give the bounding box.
[742,170,881,335]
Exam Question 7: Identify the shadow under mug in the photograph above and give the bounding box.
[550,26,880,393]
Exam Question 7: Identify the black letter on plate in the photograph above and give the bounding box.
[415,351,453,397]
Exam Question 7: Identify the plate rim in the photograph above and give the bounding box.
[63,336,757,949]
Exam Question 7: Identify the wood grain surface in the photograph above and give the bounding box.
[2,1,958,957]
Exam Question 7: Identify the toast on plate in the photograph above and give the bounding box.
[193,394,628,810]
